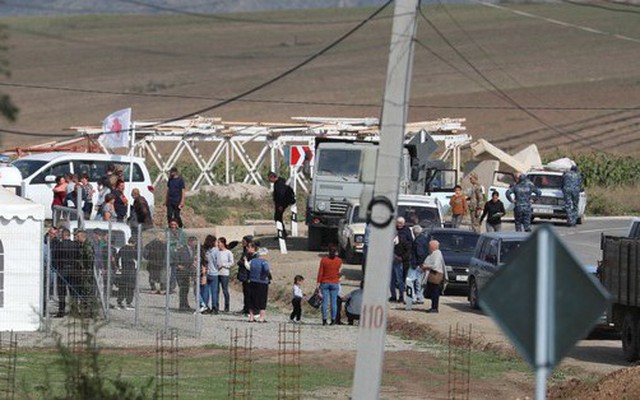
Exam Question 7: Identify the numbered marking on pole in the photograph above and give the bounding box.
[360,304,385,329]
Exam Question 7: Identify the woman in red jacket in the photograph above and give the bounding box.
[316,244,343,326]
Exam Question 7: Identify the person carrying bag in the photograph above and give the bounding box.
[421,240,448,313]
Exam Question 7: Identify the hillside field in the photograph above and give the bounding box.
[0,3,639,154]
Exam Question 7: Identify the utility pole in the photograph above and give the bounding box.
[351,0,419,399]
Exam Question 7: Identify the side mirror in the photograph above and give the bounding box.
[45,175,56,183]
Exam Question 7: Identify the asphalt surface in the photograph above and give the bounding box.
[433,216,634,375]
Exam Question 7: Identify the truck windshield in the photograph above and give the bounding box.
[426,169,457,192]
[529,174,563,189]
[316,149,361,178]
[10,159,47,179]
[352,206,367,224]
[500,240,524,264]
[398,205,441,228]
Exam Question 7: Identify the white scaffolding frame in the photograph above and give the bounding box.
[66,116,469,193]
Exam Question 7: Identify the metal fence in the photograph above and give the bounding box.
[43,223,205,338]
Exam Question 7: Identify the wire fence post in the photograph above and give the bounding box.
[195,242,202,338]
[106,220,113,320]
[44,239,52,335]
[165,228,171,333]
[135,223,142,326]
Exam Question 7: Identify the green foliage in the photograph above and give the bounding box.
[25,326,156,400]
[544,152,640,188]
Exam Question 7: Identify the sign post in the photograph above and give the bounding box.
[480,225,610,400]
[351,0,419,398]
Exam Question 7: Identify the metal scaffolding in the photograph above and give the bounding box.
[59,116,469,192]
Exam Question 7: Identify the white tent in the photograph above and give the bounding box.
[0,187,44,331]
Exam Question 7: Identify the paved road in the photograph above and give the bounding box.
[429,216,634,376]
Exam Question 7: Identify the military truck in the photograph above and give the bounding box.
[600,232,640,361]
[306,136,455,250]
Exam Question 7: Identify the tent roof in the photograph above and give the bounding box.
[0,187,45,221]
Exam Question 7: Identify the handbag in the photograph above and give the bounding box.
[308,289,323,309]
[427,270,444,285]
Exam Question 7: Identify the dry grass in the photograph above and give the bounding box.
[587,185,640,216]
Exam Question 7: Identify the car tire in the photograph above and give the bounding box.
[577,216,583,225]
[622,313,640,362]
[469,279,480,310]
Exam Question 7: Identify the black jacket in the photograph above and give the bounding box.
[480,200,506,225]
[394,226,413,267]
[273,177,288,208]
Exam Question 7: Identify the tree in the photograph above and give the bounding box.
[0,23,19,122]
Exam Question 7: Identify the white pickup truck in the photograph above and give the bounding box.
[490,168,587,225]
[337,194,443,264]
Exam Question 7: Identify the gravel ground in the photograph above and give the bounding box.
[18,270,420,353]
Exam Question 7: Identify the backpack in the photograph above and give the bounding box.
[285,184,296,206]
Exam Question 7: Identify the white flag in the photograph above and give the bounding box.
[100,108,132,149]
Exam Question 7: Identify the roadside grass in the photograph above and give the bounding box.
[14,348,352,399]
[587,185,640,216]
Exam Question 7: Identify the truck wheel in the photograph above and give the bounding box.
[622,313,640,362]
[308,227,322,251]
[469,279,480,310]
[577,216,583,225]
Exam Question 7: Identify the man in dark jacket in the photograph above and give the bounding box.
[236,235,253,315]
[75,229,96,317]
[144,235,167,293]
[131,188,153,229]
[268,172,292,238]
[116,237,137,310]
[53,228,80,317]
[111,180,128,222]
[410,225,429,304]
[389,217,413,303]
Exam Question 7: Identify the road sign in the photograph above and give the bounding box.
[480,225,610,400]
[289,145,313,167]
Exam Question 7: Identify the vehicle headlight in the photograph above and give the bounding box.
[446,265,453,272]
[465,268,469,273]
[317,202,327,211]
[354,235,364,243]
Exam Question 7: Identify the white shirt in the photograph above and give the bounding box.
[292,284,303,299]
[215,249,234,277]
[423,249,447,279]
[206,248,220,276]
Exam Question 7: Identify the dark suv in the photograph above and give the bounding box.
[467,232,530,309]
[422,228,480,293]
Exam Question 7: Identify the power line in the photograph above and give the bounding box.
[477,1,640,45]
[417,4,606,153]
[149,0,394,127]
[112,0,392,25]
[559,0,640,15]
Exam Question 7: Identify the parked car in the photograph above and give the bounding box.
[467,232,530,309]
[421,228,479,293]
[627,217,640,239]
[337,195,443,264]
[6,152,155,220]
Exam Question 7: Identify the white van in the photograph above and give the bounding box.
[7,152,155,220]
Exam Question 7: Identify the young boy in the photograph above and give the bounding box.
[449,185,467,228]
[290,275,304,323]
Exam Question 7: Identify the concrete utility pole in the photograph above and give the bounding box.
[351,0,419,399]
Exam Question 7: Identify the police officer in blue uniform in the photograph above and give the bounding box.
[562,165,582,227]
[506,173,541,232]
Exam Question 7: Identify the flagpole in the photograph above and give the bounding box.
[128,121,136,219]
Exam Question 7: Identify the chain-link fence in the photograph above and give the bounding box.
[44,223,205,338]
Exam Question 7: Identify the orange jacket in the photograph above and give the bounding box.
[450,194,468,216]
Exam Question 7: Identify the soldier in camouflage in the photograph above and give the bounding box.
[467,173,485,233]
[75,230,96,317]
[506,173,541,232]
[562,164,582,227]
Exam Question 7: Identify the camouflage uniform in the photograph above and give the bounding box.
[468,182,485,233]
[506,177,541,232]
[562,168,582,227]
[78,240,96,317]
